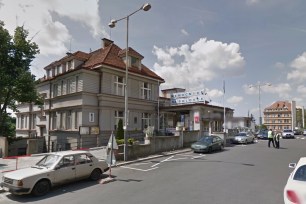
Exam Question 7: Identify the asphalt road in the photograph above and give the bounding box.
[1,137,306,204]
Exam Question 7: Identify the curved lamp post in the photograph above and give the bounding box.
[249,82,272,128]
[108,3,151,161]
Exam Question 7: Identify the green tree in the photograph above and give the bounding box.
[116,119,124,140]
[0,21,41,137]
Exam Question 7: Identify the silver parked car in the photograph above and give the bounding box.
[1,150,109,196]
[233,132,255,144]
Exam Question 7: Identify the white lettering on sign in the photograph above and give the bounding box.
[171,90,207,105]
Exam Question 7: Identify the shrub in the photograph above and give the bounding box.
[116,119,124,140]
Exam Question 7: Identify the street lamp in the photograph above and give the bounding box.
[108,3,151,161]
[249,82,271,128]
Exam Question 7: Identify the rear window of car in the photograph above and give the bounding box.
[284,130,292,132]
[293,165,306,181]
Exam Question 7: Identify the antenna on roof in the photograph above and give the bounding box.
[109,16,112,40]
[69,38,72,53]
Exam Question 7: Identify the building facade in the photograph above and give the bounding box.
[263,100,296,131]
[15,39,164,151]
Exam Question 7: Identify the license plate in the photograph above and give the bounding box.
[3,187,9,191]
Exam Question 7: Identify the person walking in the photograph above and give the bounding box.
[268,129,275,148]
[274,131,280,149]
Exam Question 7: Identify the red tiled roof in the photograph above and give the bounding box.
[44,51,90,70]
[84,43,164,82]
[118,47,144,59]
[42,40,164,82]
[265,101,291,111]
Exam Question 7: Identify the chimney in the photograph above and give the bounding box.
[102,38,113,48]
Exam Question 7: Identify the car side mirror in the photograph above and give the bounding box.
[54,165,61,170]
[289,163,296,168]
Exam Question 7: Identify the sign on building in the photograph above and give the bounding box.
[171,89,207,105]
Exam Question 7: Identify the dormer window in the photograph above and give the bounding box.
[56,65,61,75]
[131,56,140,68]
[52,68,55,77]
[67,60,73,71]
[47,69,51,78]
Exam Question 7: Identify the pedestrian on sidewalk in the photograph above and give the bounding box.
[274,131,281,149]
[268,129,275,148]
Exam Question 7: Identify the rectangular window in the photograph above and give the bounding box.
[114,76,125,96]
[142,113,151,129]
[52,112,57,130]
[67,79,71,94]
[32,114,36,129]
[52,68,55,77]
[66,111,72,130]
[47,70,50,78]
[74,111,79,129]
[21,115,24,129]
[57,65,61,75]
[114,111,124,130]
[60,112,65,130]
[53,84,58,97]
[89,113,94,123]
[76,76,79,92]
[141,82,151,100]
[67,60,73,71]
[131,56,139,67]
[61,80,64,95]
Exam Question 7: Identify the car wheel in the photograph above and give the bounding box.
[220,144,224,151]
[90,168,102,181]
[32,179,50,196]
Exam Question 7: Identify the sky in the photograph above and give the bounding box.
[1,0,306,123]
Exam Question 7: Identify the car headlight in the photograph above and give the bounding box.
[17,180,23,187]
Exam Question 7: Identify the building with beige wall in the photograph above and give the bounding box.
[263,100,296,131]
[15,39,164,151]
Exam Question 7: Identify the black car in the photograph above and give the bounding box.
[191,135,224,153]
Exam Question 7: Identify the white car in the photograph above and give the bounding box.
[233,132,255,144]
[284,157,306,204]
[1,150,109,196]
[282,129,295,139]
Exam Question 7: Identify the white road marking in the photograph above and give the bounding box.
[120,166,158,172]
[151,155,174,168]
[192,155,206,159]
[166,157,187,162]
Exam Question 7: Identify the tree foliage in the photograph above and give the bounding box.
[116,119,124,140]
[0,21,41,136]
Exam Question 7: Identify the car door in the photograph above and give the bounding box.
[53,155,76,184]
[212,137,219,150]
[75,154,95,179]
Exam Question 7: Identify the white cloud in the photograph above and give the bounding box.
[274,62,285,69]
[0,0,107,56]
[153,37,245,90]
[181,29,189,36]
[206,89,223,98]
[246,0,260,5]
[227,96,244,105]
[297,85,306,95]
[287,52,306,82]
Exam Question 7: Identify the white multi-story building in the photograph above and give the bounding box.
[15,39,164,151]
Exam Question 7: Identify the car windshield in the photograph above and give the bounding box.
[293,165,306,181]
[236,133,247,137]
[199,137,213,143]
[35,154,60,168]
[284,130,292,132]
